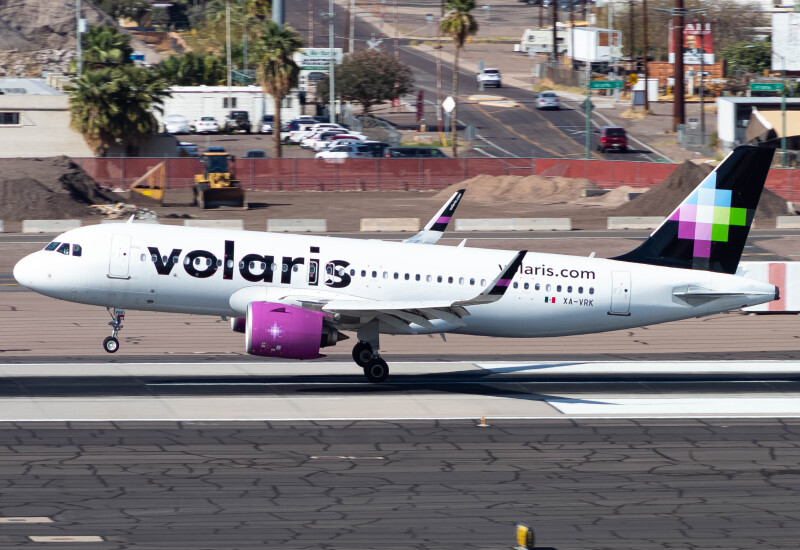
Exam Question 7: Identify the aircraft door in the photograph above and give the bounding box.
[108,234,132,279]
[609,271,631,315]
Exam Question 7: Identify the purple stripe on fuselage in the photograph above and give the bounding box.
[436,216,452,225]
[496,279,511,287]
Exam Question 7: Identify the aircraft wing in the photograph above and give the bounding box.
[320,250,527,332]
[403,188,465,244]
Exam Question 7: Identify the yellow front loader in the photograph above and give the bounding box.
[193,152,247,209]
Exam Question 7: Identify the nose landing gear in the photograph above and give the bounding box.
[103,307,125,353]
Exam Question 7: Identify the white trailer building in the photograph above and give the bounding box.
[156,86,302,131]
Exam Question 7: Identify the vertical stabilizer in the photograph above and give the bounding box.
[612,146,775,274]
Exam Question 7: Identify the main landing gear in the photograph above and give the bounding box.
[103,307,125,353]
[352,340,389,383]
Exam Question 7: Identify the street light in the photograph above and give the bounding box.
[321,1,336,124]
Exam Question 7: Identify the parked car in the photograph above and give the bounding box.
[193,116,219,134]
[206,146,226,152]
[177,141,199,157]
[477,68,502,88]
[315,136,365,152]
[384,146,449,158]
[361,141,390,157]
[293,123,347,145]
[223,110,251,134]
[536,91,560,110]
[597,126,628,153]
[244,149,267,158]
[164,114,191,134]
[260,114,274,134]
[316,143,373,160]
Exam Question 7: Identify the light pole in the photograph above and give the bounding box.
[327,0,336,124]
[776,51,787,168]
[76,0,82,74]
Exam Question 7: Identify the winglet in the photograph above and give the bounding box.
[403,188,465,244]
[456,250,527,306]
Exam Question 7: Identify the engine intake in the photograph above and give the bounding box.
[245,302,347,360]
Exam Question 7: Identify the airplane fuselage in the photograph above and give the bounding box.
[15,223,777,338]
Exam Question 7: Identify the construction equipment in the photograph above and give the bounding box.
[193,152,247,209]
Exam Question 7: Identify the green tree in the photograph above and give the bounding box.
[95,0,150,24]
[82,25,134,70]
[68,66,171,156]
[254,20,303,158]
[157,52,227,85]
[317,50,414,115]
[440,0,478,157]
[720,41,772,78]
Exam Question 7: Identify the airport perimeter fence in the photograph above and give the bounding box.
[67,157,800,201]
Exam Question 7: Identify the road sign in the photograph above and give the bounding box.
[293,48,343,71]
[589,80,624,90]
[442,96,456,113]
[628,73,638,86]
[750,83,783,92]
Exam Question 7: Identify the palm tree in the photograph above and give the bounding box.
[82,25,135,70]
[254,20,303,158]
[440,0,478,157]
[158,52,227,86]
[68,66,170,156]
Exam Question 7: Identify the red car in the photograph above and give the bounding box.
[597,126,628,153]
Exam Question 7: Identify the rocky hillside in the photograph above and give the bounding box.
[0,0,160,77]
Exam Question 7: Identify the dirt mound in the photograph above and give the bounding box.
[0,156,125,220]
[574,185,641,208]
[612,160,789,219]
[434,174,600,205]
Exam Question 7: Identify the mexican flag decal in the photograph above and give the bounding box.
[544,296,556,304]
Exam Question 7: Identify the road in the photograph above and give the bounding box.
[282,1,660,161]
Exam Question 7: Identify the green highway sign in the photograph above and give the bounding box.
[750,83,784,92]
[589,80,624,90]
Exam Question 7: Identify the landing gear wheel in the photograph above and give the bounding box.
[363,357,389,383]
[352,341,374,367]
[103,336,119,353]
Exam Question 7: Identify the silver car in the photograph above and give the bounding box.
[536,91,560,110]
[164,114,191,134]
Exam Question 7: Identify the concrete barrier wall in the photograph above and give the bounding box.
[267,219,328,232]
[455,218,572,231]
[22,220,81,233]
[0,221,4,233]
[776,216,800,229]
[360,218,420,232]
[100,218,160,224]
[184,220,244,230]
[607,216,664,230]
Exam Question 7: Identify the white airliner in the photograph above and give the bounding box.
[13,146,779,382]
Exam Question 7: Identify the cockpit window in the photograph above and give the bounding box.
[56,243,70,255]
[72,244,82,257]
[44,242,60,251]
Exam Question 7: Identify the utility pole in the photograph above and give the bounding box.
[643,0,649,111]
[673,0,685,132]
[226,0,232,120]
[628,0,635,60]
[551,0,558,67]
[329,0,335,124]
[394,0,399,61]
[272,0,284,26]
[349,0,356,53]
[343,0,351,53]
[436,0,443,137]
[76,0,82,74]
[538,0,543,27]
[308,0,314,47]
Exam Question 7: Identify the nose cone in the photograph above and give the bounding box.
[13,253,42,291]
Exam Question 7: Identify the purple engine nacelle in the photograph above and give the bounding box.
[242,302,346,360]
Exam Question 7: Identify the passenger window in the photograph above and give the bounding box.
[448,276,453,284]
[293,264,299,272]
[174,256,180,264]
[524,282,529,290]
[140,254,146,261]
[589,287,595,295]
[469,278,475,285]
[216,259,222,267]
[72,244,82,257]
[361,270,366,277]
[383,271,388,279]
[239,261,245,269]
[372,271,377,278]
[44,242,60,251]
[415,274,421,281]
[437,276,443,283]
[426,275,432,282]
[480,279,486,286]
[227,260,233,269]
[349,269,355,276]
[535,283,540,291]
[513,282,519,289]
[282,264,288,272]
[556,285,562,292]
[57,243,70,255]
[578,286,583,294]
[393,272,399,279]
[567,286,572,293]
[271,263,278,271]
[404,273,410,280]
[546,284,551,291]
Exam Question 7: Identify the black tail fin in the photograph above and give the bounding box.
[612,146,775,274]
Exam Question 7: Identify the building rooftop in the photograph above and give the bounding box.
[0,78,62,96]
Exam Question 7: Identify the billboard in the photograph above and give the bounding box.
[772,13,800,72]
[293,48,343,72]
[668,22,714,65]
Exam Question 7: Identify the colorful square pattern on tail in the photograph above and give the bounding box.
[667,173,750,258]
